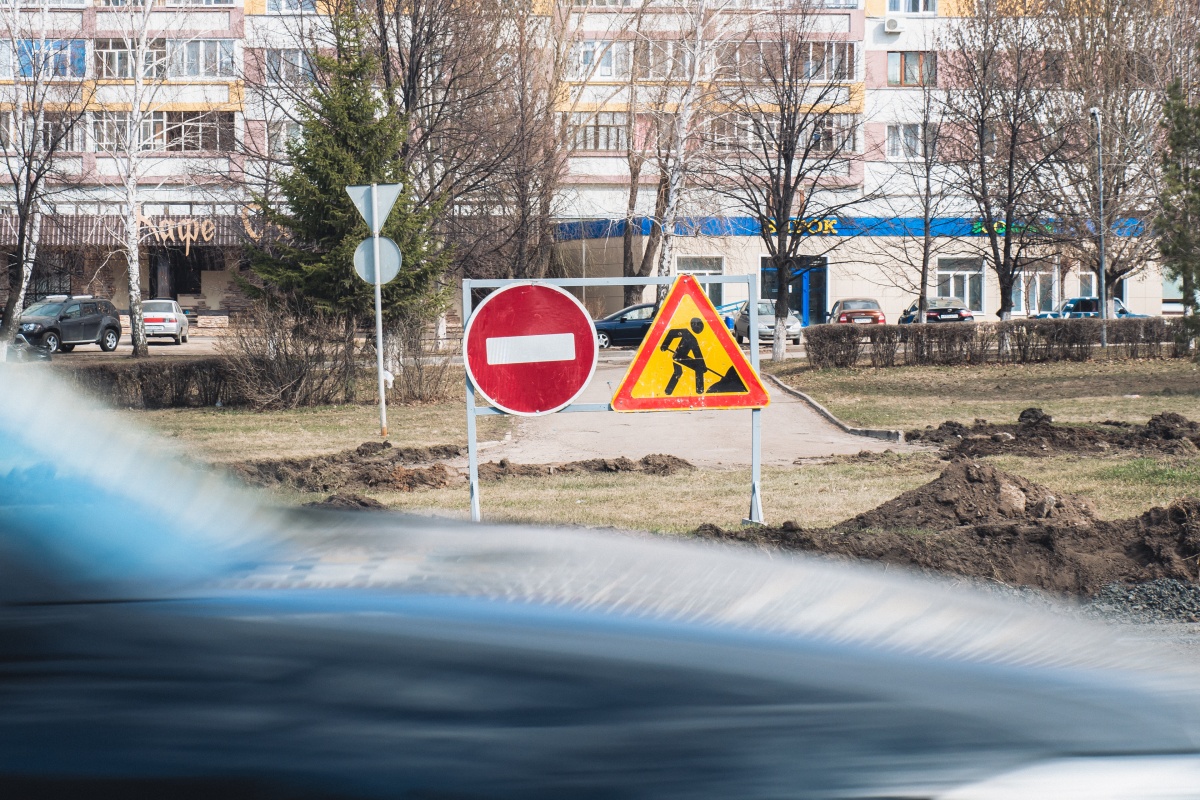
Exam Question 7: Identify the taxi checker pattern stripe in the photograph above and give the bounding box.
[463,283,598,417]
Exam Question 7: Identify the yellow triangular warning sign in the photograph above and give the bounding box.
[612,275,770,412]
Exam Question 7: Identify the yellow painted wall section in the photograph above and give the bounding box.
[938,0,974,16]
[243,0,266,15]
[864,0,887,17]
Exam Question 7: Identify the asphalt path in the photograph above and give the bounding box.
[482,362,902,467]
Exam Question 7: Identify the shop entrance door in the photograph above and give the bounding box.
[759,256,827,326]
[151,252,173,299]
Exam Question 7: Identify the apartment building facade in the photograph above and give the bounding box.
[0,0,310,320]
[555,0,1173,323]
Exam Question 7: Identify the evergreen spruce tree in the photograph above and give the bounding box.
[1158,81,1200,324]
[249,9,445,324]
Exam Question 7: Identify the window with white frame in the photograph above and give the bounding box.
[1011,269,1056,314]
[1078,271,1097,297]
[35,113,86,152]
[0,112,11,149]
[268,120,302,157]
[575,40,625,79]
[17,39,86,79]
[888,0,936,12]
[267,0,316,11]
[0,41,10,79]
[265,48,310,85]
[677,255,724,305]
[887,51,936,86]
[886,123,936,159]
[799,41,856,81]
[161,111,235,151]
[636,39,692,80]
[715,41,855,82]
[937,257,984,312]
[567,111,627,151]
[810,114,858,154]
[709,112,776,151]
[169,40,236,78]
[94,38,166,79]
[92,111,132,151]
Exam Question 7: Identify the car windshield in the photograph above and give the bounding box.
[841,300,880,311]
[23,302,63,317]
[753,302,783,316]
[143,301,175,312]
[930,298,966,309]
[1071,298,1100,313]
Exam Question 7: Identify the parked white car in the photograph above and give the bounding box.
[141,300,190,345]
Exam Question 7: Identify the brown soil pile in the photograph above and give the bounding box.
[698,461,1200,595]
[908,409,1200,458]
[233,441,464,493]
[479,454,693,481]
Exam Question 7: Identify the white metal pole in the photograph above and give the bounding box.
[747,273,764,524]
[372,184,388,437]
[463,280,481,522]
[1090,107,1108,350]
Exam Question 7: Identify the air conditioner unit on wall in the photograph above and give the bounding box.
[884,16,905,33]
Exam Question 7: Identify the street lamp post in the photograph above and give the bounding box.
[1089,106,1108,349]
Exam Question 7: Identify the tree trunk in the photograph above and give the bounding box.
[772,258,789,363]
[124,202,148,358]
[0,211,39,347]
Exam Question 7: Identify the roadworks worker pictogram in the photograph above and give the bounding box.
[612,275,769,412]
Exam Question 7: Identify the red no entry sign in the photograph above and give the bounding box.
[463,284,598,416]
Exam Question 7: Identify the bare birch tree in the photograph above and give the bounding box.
[0,0,91,347]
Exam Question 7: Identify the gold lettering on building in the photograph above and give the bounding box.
[138,215,218,256]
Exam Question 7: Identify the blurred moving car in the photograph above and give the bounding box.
[18,296,121,353]
[829,298,886,325]
[594,303,656,348]
[899,297,976,324]
[1035,296,1147,319]
[734,301,802,345]
[142,299,190,345]
[6,366,1200,799]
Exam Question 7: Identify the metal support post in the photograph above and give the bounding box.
[371,184,388,438]
[1090,108,1108,350]
[463,280,481,522]
[745,273,764,525]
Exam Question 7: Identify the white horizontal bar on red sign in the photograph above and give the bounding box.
[485,333,576,366]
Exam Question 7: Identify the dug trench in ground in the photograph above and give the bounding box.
[697,459,1200,596]
[231,440,695,497]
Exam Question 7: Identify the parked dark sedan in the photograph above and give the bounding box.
[1035,296,1147,319]
[899,296,976,324]
[594,302,656,348]
[19,296,122,353]
[4,366,1200,800]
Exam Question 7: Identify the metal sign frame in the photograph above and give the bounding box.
[463,275,764,526]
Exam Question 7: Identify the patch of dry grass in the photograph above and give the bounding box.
[130,402,510,464]
[766,359,1200,430]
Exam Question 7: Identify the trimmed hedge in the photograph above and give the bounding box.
[803,316,1192,369]
[52,356,243,409]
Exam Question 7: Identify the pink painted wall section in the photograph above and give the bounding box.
[862,122,888,162]
[864,50,888,89]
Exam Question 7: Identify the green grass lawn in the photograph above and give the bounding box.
[766,359,1200,430]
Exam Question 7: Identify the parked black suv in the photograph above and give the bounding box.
[19,296,122,353]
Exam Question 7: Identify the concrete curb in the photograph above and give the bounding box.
[766,374,905,443]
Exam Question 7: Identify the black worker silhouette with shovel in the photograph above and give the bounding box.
[660,317,748,396]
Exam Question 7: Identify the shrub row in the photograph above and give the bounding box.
[804,316,1191,369]
[53,356,243,409]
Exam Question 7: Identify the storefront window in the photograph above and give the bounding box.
[936,257,983,312]
[677,256,723,306]
[1011,270,1056,314]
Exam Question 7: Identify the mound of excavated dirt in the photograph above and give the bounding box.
[479,454,693,481]
[907,409,1200,458]
[697,461,1200,595]
[233,442,465,493]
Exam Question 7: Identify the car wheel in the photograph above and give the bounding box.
[174,330,183,345]
[41,331,60,353]
[182,329,189,344]
[99,328,119,352]
[597,332,611,349]
[791,337,800,346]
[736,333,745,345]
[58,343,75,353]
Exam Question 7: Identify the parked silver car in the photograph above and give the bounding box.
[141,299,190,344]
[734,301,802,345]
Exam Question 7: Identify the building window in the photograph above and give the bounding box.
[94,38,167,79]
[576,40,623,79]
[937,257,983,312]
[888,0,936,12]
[886,123,936,159]
[268,120,302,157]
[800,42,856,82]
[677,256,724,306]
[94,111,234,152]
[1079,271,1097,297]
[0,112,10,149]
[265,48,310,85]
[17,40,86,79]
[267,0,317,11]
[1011,270,1056,314]
[716,41,855,82]
[169,40,236,78]
[887,51,936,87]
[636,40,693,80]
[37,113,86,152]
[810,114,858,154]
[567,111,627,151]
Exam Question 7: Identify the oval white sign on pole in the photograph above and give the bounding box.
[354,237,402,285]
